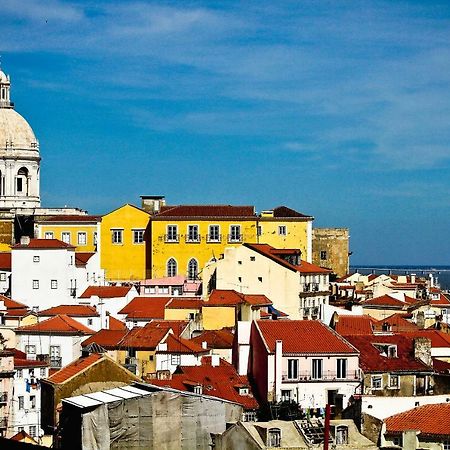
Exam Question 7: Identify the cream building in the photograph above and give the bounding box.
[0,69,40,209]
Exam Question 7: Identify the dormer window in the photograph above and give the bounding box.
[193,385,202,395]
[267,428,281,447]
[374,344,397,358]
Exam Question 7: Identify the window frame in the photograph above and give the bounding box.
[167,258,177,277]
[111,228,123,245]
[171,354,181,366]
[320,250,327,260]
[287,358,299,380]
[336,358,347,379]
[187,258,198,280]
[77,231,87,246]
[32,279,39,290]
[388,373,400,389]
[166,224,179,242]
[278,225,287,236]
[33,255,40,263]
[132,229,145,244]
[44,231,54,239]
[50,279,58,289]
[208,224,220,242]
[371,375,383,390]
[312,358,323,380]
[61,231,71,244]
[229,224,242,242]
[187,224,200,243]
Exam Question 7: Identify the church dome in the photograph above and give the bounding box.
[0,107,39,153]
[0,70,8,83]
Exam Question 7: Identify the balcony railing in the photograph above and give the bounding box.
[281,370,360,382]
[50,357,62,368]
[206,234,222,243]
[164,234,180,243]
[185,235,201,243]
[227,234,243,243]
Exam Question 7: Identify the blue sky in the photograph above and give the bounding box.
[2,0,450,265]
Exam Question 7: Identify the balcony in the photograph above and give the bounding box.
[185,235,201,243]
[281,370,361,382]
[164,234,180,243]
[227,234,243,243]
[206,234,222,243]
[50,357,62,369]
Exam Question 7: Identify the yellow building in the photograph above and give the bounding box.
[100,204,150,281]
[34,214,101,252]
[143,200,314,279]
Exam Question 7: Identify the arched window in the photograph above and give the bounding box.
[187,258,198,280]
[17,167,29,195]
[167,258,177,277]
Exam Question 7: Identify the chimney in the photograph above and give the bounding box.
[211,354,220,366]
[411,273,416,284]
[140,195,166,214]
[20,236,30,246]
[413,337,432,367]
[202,341,208,350]
[416,311,425,329]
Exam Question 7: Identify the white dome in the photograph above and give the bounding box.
[0,70,8,83]
[0,107,39,153]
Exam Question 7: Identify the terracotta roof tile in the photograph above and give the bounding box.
[82,329,127,349]
[0,253,11,271]
[39,304,99,317]
[256,320,357,354]
[118,297,169,319]
[36,215,101,223]
[150,356,258,410]
[165,297,204,309]
[160,334,206,354]
[16,314,95,335]
[373,313,419,333]
[79,285,132,299]
[272,206,312,218]
[75,252,95,267]
[14,349,48,368]
[0,294,27,310]
[191,329,234,349]
[121,325,170,349]
[155,205,255,218]
[402,330,450,348]
[244,243,330,274]
[108,315,127,330]
[361,294,408,308]
[148,320,189,337]
[334,315,374,336]
[46,353,103,384]
[430,293,450,306]
[206,290,272,307]
[344,334,431,373]
[12,238,75,249]
[385,403,450,436]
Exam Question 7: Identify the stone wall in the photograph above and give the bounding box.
[312,228,349,278]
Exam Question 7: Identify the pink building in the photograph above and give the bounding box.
[0,346,14,436]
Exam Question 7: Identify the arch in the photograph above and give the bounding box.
[167,258,177,277]
[187,258,198,280]
[16,166,29,195]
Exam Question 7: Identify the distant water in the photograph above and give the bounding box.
[350,265,450,291]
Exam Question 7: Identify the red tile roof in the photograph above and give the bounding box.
[374,313,419,333]
[36,215,101,223]
[79,285,132,299]
[430,293,450,306]
[165,297,204,309]
[361,294,409,308]
[82,329,128,349]
[0,252,11,271]
[160,334,206,354]
[155,205,255,218]
[39,304,99,317]
[433,358,450,374]
[14,349,48,368]
[385,403,450,437]
[402,330,450,348]
[256,320,357,354]
[16,315,95,335]
[150,356,258,410]
[245,243,330,274]
[108,315,127,330]
[206,290,272,307]
[46,353,103,384]
[12,238,75,249]
[334,315,374,336]
[344,334,432,373]
[0,294,27,310]
[191,329,234,349]
[149,319,189,337]
[271,206,312,218]
[75,252,95,267]
[118,297,169,319]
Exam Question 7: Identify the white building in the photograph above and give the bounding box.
[11,238,102,311]
[8,350,49,440]
[0,69,40,209]
[203,243,331,320]
[15,315,94,370]
[244,320,361,411]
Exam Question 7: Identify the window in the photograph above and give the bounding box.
[61,232,71,244]
[371,375,382,389]
[287,359,299,380]
[18,396,24,409]
[30,395,36,409]
[88,318,93,325]
[171,354,181,365]
[444,441,450,450]
[281,390,291,401]
[389,374,400,389]
[32,280,39,289]
[111,229,123,244]
[40,368,46,377]
[33,255,40,263]
[93,232,98,246]
[77,232,87,245]
[336,358,347,379]
[167,258,177,277]
[187,258,198,280]
[257,225,262,236]
[25,345,36,355]
[193,385,202,394]
[320,250,327,260]
[335,425,348,444]
[393,436,402,447]
[44,231,54,239]
[0,273,5,281]
[187,225,199,242]
[133,229,144,244]
[312,359,323,379]
[268,428,281,447]
[50,345,61,368]
[208,225,220,242]
[250,256,256,261]
[278,225,287,236]
[16,369,23,378]
[18,427,24,432]
[51,280,58,289]
[166,225,178,242]
[229,225,241,242]
[29,426,36,437]
[244,411,257,422]
[258,276,263,282]
[16,177,23,192]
